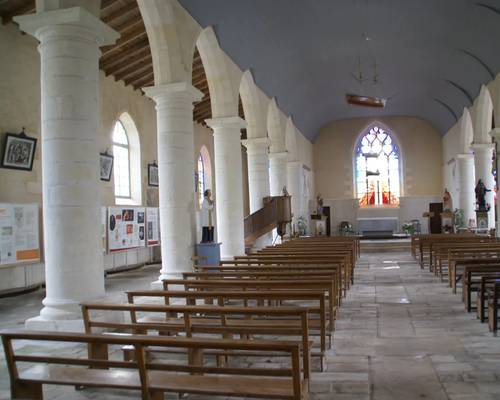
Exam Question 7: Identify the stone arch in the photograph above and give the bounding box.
[471,85,494,144]
[137,0,200,84]
[459,108,474,154]
[196,27,239,118]
[267,98,286,153]
[240,70,267,139]
[285,116,298,161]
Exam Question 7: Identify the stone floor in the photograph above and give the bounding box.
[1,251,500,399]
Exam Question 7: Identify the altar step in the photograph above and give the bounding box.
[360,238,411,253]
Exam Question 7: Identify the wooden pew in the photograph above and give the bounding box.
[476,276,500,322]
[450,259,500,294]
[162,279,336,331]
[1,330,307,400]
[488,282,500,333]
[82,303,315,377]
[127,289,331,353]
[433,243,500,282]
[462,265,500,312]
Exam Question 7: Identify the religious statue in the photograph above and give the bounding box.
[201,189,214,242]
[443,188,453,212]
[316,194,324,216]
[282,185,289,196]
[475,179,491,212]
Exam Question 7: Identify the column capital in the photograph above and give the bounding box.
[489,128,500,141]
[471,142,495,152]
[269,151,288,161]
[287,160,302,168]
[14,7,119,45]
[143,82,203,104]
[205,116,246,130]
[242,137,270,153]
[456,153,474,161]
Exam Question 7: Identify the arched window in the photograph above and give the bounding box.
[112,113,142,205]
[196,146,212,209]
[197,153,205,208]
[355,125,401,206]
[113,120,131,199]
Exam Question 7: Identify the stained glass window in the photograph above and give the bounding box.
[355,126,400,206]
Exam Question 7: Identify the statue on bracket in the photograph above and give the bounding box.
[443,188,453,212]
[475,179,491,212]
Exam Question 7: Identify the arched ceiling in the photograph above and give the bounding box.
[178,0,500,140]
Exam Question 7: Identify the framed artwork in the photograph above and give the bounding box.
[148,162,159,187]
[99,152,114,181]
[1,131,37,171]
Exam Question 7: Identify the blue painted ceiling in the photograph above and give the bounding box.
[178,0,500,140]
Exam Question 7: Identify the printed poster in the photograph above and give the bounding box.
[108,206,146,252]
[146,207,160,247]
[0,203,40,265]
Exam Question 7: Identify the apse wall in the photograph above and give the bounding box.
[314,116,443,234]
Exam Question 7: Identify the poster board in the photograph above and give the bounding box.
[108,207,146,252]
[146,207,160,247]
[0,203,40,265]
[101,207,107,253]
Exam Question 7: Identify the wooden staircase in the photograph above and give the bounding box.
[244,196,291,249]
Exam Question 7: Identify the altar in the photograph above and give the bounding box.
[357,217,399,237]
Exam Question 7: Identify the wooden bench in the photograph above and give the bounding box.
[449,258,500,294]
[488,282,500,333]
[476,275,500,322]
[127,289,331,353]
[82,302,315,377]
[1,330,307,400]
[462,265,500,312]
[162,278,336,331]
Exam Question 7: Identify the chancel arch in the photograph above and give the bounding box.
[354,123,403,207]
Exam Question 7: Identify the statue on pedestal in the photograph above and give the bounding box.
[201,189,214,242]
[443,188,453,212]
[316,194,324,217]
[475,179,491,212]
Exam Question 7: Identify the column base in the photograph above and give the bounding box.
[25,315,85,332]
[151,272,183,290]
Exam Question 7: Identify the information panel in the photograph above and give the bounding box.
[108,207,146,252]
[146,207,160,247]
[0,203,40,265]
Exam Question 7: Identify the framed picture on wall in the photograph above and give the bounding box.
[1,130,37,171]
[148,162,159,187]
[99,152,114,181]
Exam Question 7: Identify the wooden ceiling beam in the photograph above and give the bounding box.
[120,66,153,85]
[2,1,35,25]
[102,2,138,24]
[101,0,121,12]
[129,71,154,88]
[100,36,149,68]
[101,45,150,73]
[113,55,152,81]
[101,24,146,56]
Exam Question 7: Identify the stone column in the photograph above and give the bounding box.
[489,129,500,234]
[15,6,119,330]
[205,117,246,258]
[471,143,495,228]
[287,160,302,232]
[243,137,273,247]
[456,153,476,227]
[143,83,203,282]
[269,152,288,196]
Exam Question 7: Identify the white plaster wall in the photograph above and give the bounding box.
[442,123,461,210]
